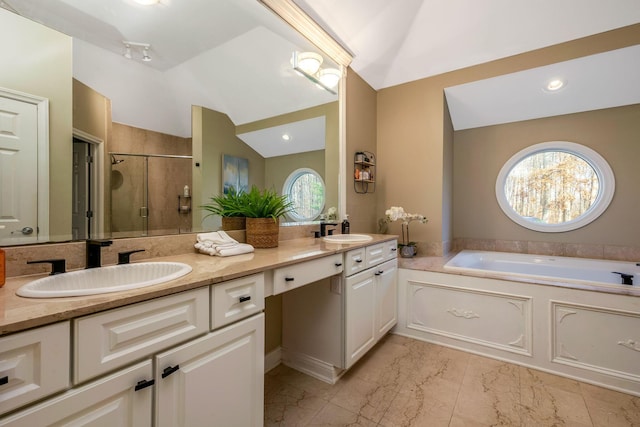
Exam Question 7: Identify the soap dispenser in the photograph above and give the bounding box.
[341,215,350,234]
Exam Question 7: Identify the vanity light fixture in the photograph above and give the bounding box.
[122,41,152,62]
[291,51,341,95]
[544,78,567,92]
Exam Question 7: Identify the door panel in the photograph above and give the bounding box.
[0,95,38,244]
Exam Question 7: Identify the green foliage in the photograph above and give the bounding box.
[241,186,293,220]
[201,187,247,219]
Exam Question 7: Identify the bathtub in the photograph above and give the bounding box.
[444,250,640,287]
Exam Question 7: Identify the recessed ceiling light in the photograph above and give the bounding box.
[544,78,566,92]
[133,0,160,5]
[282,134,291,141]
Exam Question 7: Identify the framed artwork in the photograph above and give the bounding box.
[222,154,249,194]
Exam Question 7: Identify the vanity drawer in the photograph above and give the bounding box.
[74,287,209,384]
[273,254,343,295]
[345,248,366,276]
[211,273,265,329]
[383,240,398,260]
[0,322,70,416]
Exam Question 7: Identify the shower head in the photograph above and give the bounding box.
[111,154,125,165]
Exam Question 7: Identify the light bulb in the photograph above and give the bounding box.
[318,68,341,88]
[296,52,323,75]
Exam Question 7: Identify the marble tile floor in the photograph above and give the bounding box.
[264,334,640,426]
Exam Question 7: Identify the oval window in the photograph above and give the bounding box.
[282,168,325,221]
[496,141,614,232]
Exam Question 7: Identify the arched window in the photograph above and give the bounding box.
[495,141,614,232]
[282,168,325,221]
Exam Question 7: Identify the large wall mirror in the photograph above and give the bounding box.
[0,0,345,246]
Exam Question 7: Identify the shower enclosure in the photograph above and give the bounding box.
[110,152,192,237]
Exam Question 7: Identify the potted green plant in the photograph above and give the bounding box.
[241,186,293,248]
[201,187,247,231]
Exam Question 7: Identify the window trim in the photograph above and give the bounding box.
[495,141,615,232]
[282,168,326,222]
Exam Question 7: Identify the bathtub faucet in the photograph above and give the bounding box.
[612,271,633,286]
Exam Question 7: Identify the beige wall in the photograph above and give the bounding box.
[193,106,265,231]
[376,23,640,254]
[1,9,72,240]
[454,105,640,247]
[73,79,112,233]
[265,150,325,208]
[346,69,378,233]
[237,102,339,214]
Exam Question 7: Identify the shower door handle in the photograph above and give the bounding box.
[139,207,148,218]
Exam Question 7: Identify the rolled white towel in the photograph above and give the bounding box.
[194,242,218,256]
[217,243,254,257]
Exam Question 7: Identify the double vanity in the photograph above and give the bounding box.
[0,234,397,425]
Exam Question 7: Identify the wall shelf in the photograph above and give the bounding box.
[354,151,375,194]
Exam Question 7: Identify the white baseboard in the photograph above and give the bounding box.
[264,347,282,373]
[281,348,344,384]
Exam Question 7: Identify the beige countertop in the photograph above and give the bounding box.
[1,235,396,335]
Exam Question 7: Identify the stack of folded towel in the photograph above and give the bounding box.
[194,231,254,257]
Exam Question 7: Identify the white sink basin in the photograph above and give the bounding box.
[17,262,192,298]
[323,234,373,244]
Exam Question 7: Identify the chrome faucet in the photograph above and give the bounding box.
[86,239,113,268]
[319,222,338,237]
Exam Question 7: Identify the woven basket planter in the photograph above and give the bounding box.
[221,216,246,231]
[245,217,279,248]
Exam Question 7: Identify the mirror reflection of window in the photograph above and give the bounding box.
[283,168,325,221]
[496,141,615,232]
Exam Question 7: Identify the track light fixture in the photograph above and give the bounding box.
[122,41,152,62]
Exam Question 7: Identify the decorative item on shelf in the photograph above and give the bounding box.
[380,206,428,258]
[200,187,247,231]
[177,193,192,214]
[241,186,293,248]
[354,150,376,194]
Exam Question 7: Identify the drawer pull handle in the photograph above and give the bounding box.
[285,277,295,282]
[375,270,384,276]
[134,379,155,391]
[335,262,343,267]
[239,295,251,303]
[391,248,397,252]
[355,259,363,263]
[0,376,8,386]
[162,365,180,379]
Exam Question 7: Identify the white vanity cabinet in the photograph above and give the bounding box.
[345,257,397,369]
[0,361,153,426]
[0,322,70,416]
[1,274,266,426]
[155,313,264,427]
[282,239,398,381]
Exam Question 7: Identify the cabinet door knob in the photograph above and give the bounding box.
[134,379,155,391]
[239,295,251,303]
[285,277,295,282]
[355,259,363,263]
[375,270,384,276]
[335,262,343,267]
[391,248,397,252]
[162,365,180,379]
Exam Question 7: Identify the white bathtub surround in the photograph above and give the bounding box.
[446,250,640,288]
[397,260,640,397]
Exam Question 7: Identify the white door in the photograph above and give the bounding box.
[0,93,40,244]
[0,360,153,426]
[375,259,398,339]
[345,269,376,369]
[155,313,264,427]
